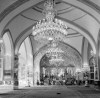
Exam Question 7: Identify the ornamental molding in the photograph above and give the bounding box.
[77,0,100,14]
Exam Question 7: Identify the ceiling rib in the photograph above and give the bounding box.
[21,14,38,22]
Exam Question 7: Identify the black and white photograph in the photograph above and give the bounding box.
[0,0,100,98]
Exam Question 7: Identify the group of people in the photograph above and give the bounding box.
[36,70,90,86]
[37,74,77,85]
[39,74,57,85]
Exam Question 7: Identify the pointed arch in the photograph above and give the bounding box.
[3,29,14,81]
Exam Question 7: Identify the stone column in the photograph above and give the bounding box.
[13,54,19,89]
[96,29,100,88]
[82,37,94,86]
[0,38,5,85]
[95,53,100,88]
[82,37,89,68]
[33,58,40,85]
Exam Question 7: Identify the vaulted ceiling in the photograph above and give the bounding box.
[0,0,100,55]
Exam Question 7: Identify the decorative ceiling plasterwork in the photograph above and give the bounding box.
[62,0,100,24]
[0,0,99,26]
[0,0,99,22]
[77,0,100,14]
[0,0,30,22]
[0,0,99,38]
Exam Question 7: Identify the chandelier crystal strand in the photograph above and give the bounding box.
[43,0,56,22]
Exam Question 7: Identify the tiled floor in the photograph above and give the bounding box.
[0,85,100,98]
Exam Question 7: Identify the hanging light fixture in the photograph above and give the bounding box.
[32,0,68,41]
[46,40,64,64]
[46,40,64,54]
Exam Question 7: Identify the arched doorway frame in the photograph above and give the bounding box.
[2,29,14,85]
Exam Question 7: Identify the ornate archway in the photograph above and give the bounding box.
[33,41,82,85]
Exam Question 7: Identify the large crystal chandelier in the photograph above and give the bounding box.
[32,0,68,41]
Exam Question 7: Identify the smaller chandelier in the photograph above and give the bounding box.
[32,0,68,41]
[46,40,64,64]
[46,40,64,56]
